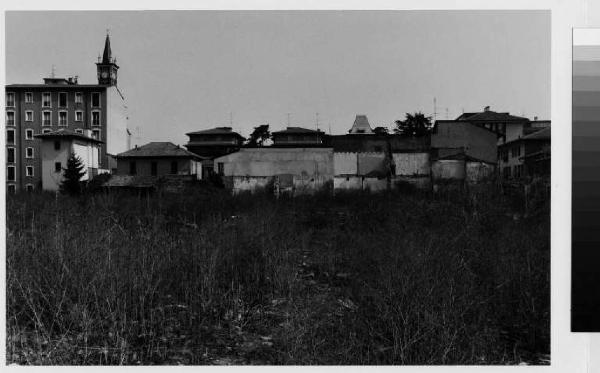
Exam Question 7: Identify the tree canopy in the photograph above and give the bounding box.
[393,112,432,137]
[246,124,271,147]
[373,126,389,135]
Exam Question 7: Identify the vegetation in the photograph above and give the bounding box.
[373,126,389,135]
[60,153,86,195]
[246,124,271,147]
[394,112,432,137]
[6,187,549,365]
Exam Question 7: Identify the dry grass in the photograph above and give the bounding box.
[6,186,549,365]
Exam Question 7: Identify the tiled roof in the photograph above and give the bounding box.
[522,126,550,140]
[457,110,528,122]
[6,84,108,88]
[34,128,103,143]
[186,127,245,138]
[272,127,323,134]
[116,142,202,159]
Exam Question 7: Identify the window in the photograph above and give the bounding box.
[92,129,100,140]
[151,162,158,176]
[54,140,61,150]
[6,111,15,126]
[25,111,33,121]
[42,129,51,134]
[7,148,15,163]
[6,92,15,107]
[7,166,16,182]
[58,92,67,107]
[25,147,34,159]
[25,129,34,140]
[42,111,51,126]
[171,161,178,174]
[55,162,62,173]
[25,92,33,103]
[75,129,83,134]
[75,92,82,104]
[129,161,137,175]
[25,166,34,177]
[7,184,16,194]
[91,92,101,107]
[26,184,34,192]
[42,92,51,107]
[7,129,15,145]
[217,162,224,175]
[75,111,83,122]
[91,111,100,126]
[58,111,67,126]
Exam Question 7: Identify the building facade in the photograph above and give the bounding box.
[115,142,202,179]
[5,33,129,192]
[271,127,325,146]
[35,129,103,191]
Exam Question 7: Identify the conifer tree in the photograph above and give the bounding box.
[60,153,86,195]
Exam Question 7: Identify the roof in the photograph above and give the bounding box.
[34,129,103,144]
[186,127,245,138]
[102,33,112,64]
[272,127,323,135]
[6,84,108,89]
[349,115,374,134]
[456,110,528,122]
[436,152,497,165]
[116,142,203,159]
[522,126,551,140]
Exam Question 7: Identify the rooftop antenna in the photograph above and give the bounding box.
[445,108,449,120]
[229,112,233,127]
[328,122,332,135]
[50,64,56,78]
[135,126,142,147]
[286,113,291,127]
[433,97,438,123]
[316,112,320,132]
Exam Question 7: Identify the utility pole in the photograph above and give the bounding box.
[287,113,291,127]
[316,112,320,132]
[51,65,56,78]
[433,97,438,123]
[229,112,233,127]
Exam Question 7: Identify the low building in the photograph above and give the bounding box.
[213,147,334,195]
[271,127,325,147]
[499,126,550,180]
[115,142,203,179]
[35,129,103,191]
[185,127,245,178]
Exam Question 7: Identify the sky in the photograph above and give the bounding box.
[5,10,550,146]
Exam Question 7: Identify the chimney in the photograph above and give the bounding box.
[135,144,139,150]
[84,129,93,138]
[534,116,538,121]
[484,106,490,112]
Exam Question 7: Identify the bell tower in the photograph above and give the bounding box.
[96,32,119,86]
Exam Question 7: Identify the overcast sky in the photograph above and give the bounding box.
[6,10,550,146]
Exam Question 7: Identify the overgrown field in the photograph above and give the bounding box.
[6,186,550,365]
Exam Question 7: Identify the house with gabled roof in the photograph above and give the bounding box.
[115,142,203,179]
[271,127,326,147]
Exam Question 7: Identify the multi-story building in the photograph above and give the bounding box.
[271,127,325,147]
[185,127,245,178]
[5,33,129,192]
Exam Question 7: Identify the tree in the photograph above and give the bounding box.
[246,124,271,146]
[60,153,86,195]
[373,126,389,135]
[393,112,432,137]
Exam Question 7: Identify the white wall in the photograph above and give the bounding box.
[106,87,129,155]
[40,139,101,191]
[393,152,430,176]
[334,152,357,175]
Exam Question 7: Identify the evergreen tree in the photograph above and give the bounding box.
[60,153,87,195]
[246,124,271,146]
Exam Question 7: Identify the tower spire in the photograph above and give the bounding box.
[102,31,112,64]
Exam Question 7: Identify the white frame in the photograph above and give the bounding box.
[25,147,34,159]
[24,92,33,104]
[91,92,101,108]
[6,129,15,145]
[25,110,33,122]
[42,92,52,108]
[6,110,15,126]
[25,165,34,177]
[42,110,52,126]
[25,184,34,192]
[42,128,51,134]
[92,129,101,140]
[6,92,15,107]
[91,110,101,126]
[7,165,16,181]
[75,110,83,122]
[6,147,16,164]
[58,92,68,108]
[75,92,83,104]
[75,128,83,134]
[25,129,34,140]
[58,111,68,126]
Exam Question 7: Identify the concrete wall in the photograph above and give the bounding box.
[393,152,430,176]
[466,162,496,184]
[334,152,357,175]
[358,152,386,175]
[432,122,497,164]
[431,159,465,181]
